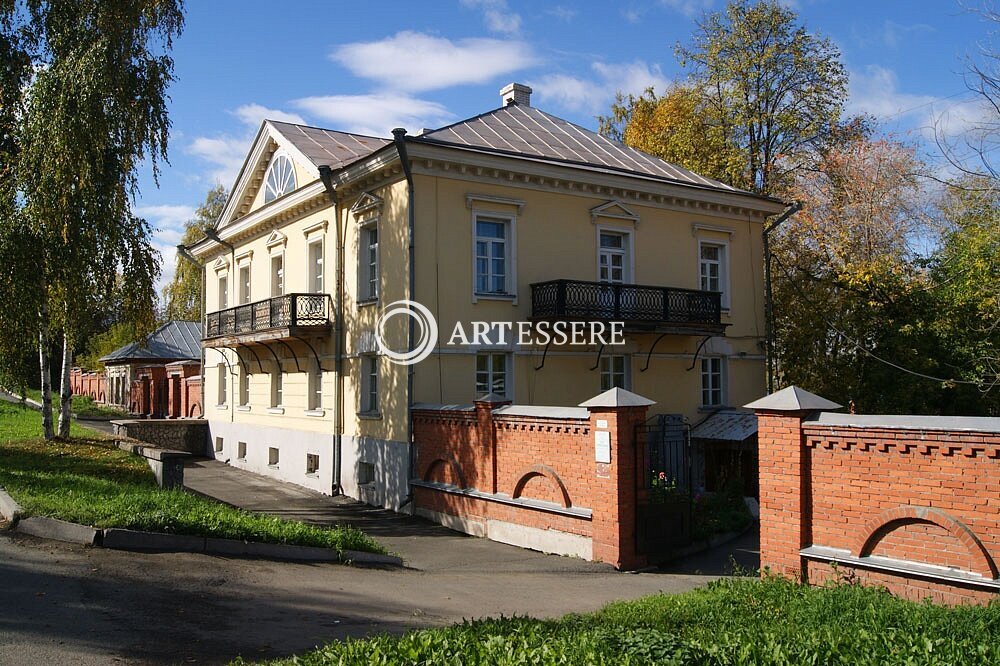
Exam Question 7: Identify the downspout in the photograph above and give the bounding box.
[319,165,343,494]
[762,202,802,394]
[176,244,206,414]
[393,127,417,511]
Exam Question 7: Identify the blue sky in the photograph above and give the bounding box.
[140,0,995,298]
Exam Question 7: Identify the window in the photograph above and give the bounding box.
[358,225,379,302]
[237,441,247,460]
[270,253,284,297]
[600,354,629,391]
[309,240,324,293]
[598,231,628,283]
[214,436,224,453]
[474,216,511,295]
[699,241,729,308]
[476,352,509,397]
[268,446,280,467]
[701,357,725,407]
[238,264,251,304]
[270,365,283,407]
[218,274,229,309]
[308,364,322,411]
[360,355,379,414]
[238,368,250,407]
[358,461,375,485]
[263,154,296,203]
[306,454,320,475]
[217,364,227,405]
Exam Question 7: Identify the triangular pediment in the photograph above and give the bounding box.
[212,256,229,272]
[265,228,288,249]
[591,199,640,224]
[216,121,321,229]
[351,192,384,217]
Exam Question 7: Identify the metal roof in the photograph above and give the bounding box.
[691,409,758,442]
[417,104,744,193]
[267,121,391,170]
[100,321,202,364]
[804,412,1000,434]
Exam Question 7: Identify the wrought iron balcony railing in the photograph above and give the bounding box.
[530,279,723,331]
[204,293,332,339]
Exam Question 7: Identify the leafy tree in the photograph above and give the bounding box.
[75,321,140,372]
[2,0,183,438]
[165,184,227,321]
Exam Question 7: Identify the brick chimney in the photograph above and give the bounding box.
[500,82,532,107]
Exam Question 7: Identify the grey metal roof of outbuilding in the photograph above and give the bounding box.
[268,121,391,170]
[691,409,758,442]
[100,321,201,364]
[416,103,745,193]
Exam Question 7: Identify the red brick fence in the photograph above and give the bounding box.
[412,390,653,569]
[750,386,1000,605]
[70,368,106,403]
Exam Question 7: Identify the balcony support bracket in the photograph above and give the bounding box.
[588,344,606,371]
[640,333,669,373]
[209,347,236,376]
[533,339,554,371]
[275,340,302,373]
[236,343,264,374]
[292,336,323,370]
[261,342,282,369]
[686,335,714,372]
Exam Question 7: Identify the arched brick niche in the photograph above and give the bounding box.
[422,456,467,489]
[512,464,572,508]
[854,506,997,579]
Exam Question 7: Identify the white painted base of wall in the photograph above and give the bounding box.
[339,435,411,511]
[415,507,593,560]
[205,421,335,495]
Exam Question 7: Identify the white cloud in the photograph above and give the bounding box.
[294,93,454,137]
[531,60,671,114]
[622,8,642,23]
[134,204,197,306]
[882,20,934,49]
[232,103,306,127]
[329,31,538,93]
[187,135,250,187]
[460,0,522,35]
[546,6,577,21]
[658,0,714,18]
[847,65,939,121]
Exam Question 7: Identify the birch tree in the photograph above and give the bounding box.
[2,0,182,437]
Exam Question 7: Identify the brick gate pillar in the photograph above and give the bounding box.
[580,387,655,571]
[746,386,842,580]
[474,392,510,494]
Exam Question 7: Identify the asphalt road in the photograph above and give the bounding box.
[0,527,758,665]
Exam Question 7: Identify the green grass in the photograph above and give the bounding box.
[246,576,1000,665]
[0,401,384,555]
[21,388,128,419]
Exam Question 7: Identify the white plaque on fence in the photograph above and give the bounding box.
[595,431,611,463]
[596,419,608,429]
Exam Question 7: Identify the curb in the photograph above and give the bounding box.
[6,516,402,566]
[0,488,23,526]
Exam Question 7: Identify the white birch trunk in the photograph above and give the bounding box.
[58,332,72,438]
[38,323,54,440]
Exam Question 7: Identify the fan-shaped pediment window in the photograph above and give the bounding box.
[263,153,296,203]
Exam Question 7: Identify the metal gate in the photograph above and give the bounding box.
[635,414,693,556]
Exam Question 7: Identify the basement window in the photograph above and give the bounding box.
[214,436,224,453]
[358,461,375,485]
[237,441,247,460]
[306,454,320,476]
[268,447,280,467]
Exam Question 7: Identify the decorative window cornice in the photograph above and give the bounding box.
[303,219,328,237]
[265,229,287,249]
[692,222,735,236]
[350,192,384,218]
[466,193,524,213]
[591,199,639,225]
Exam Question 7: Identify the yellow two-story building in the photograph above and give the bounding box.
[187,83,786,509]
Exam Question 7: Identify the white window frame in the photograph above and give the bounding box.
[700,356,727,408]
[307,238,324,294]
[595,225,635,284]
[475,351,512,398]
[357,218,380,304]
[471,211,517,302]
[270,250,285,298]
[698,239,730,310]
[237,262,251,305]
[238,366,250,408]
[600,354,630,391]
[269,362,284,410]
[263,152,297,203]
[359,354,379,416]
[307,362,323,412]
[216,363,227,407]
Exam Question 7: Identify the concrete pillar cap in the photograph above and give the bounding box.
[744,386,842,411]
[578,387,655,408]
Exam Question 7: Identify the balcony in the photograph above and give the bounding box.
[203,293,333,347]
[530,279,725,335]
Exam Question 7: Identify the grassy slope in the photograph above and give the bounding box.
[0,401,383,554]
[21,388,128,418]
[250,577,1000,665]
